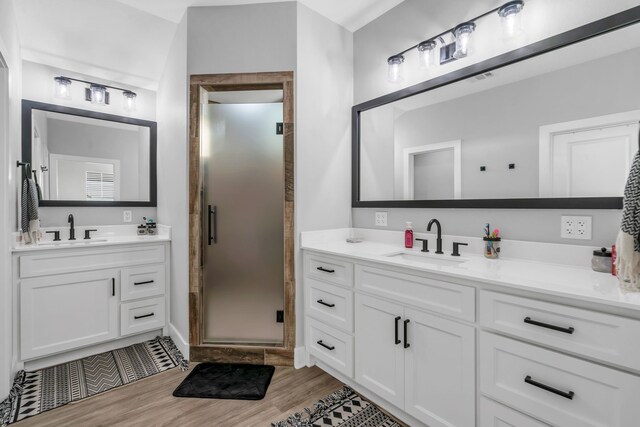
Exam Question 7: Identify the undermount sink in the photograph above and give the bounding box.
[38,239,108,246]
[385,251,468,266]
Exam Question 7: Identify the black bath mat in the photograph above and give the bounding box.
[172,363,275,400]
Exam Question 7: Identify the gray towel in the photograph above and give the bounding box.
[616,151,640,291]
[21,177,40,243]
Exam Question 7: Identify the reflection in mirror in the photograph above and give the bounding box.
[360,23,640,202]
[30,110,151,202]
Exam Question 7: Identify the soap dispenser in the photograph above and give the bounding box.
[405,222,414,249]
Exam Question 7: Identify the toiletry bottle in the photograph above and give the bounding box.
[405,222,414,249]
[612,244,617,276]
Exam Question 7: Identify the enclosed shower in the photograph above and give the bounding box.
[201,90,285,346]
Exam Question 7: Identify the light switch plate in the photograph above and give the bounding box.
[375,211,388,227]
[561,215,592,240]
[123,210,132,223]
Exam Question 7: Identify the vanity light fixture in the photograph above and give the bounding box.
[52,76,138,112]
[387,55,405,83]
[385,0,525,81]
[498,0,525,39]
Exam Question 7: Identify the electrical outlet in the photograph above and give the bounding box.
[561,215,592,240]
[123,210,132,223]
[375,211,388,227]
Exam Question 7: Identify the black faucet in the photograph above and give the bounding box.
[68,214,76,240]
[427,219,443,254]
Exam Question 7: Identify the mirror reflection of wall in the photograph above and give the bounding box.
[31,110,151,202]
[359,24,640,202]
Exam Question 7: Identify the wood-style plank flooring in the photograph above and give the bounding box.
[13,365,344,427]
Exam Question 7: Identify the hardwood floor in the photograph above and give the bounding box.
[13,365,344,427]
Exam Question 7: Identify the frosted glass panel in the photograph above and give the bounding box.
[202,102,284,345]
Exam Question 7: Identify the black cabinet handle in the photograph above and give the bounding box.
[524,317,574,334]
[208,205,217,245]
[316,267,335,273]
[111,278,115,296]
[403,319,410,348]
[317,340,335,351]
[134,280,155,286]
[317,299,335,308]
[524,375,574,400]
[134,313,155,320]
[394,316,401,345]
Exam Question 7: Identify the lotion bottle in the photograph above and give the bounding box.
[405,222,414,249]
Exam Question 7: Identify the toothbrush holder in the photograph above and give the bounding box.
[483,237,501,259]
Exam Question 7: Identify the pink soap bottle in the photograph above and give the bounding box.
[405,222,414,249]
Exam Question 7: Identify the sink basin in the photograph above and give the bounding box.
[38,239,108,246]
[385,251,468,266]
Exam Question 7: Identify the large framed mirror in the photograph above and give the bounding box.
[22,100,157,207]
[353,7,640,209]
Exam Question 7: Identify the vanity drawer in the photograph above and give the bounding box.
[480,332,640,427]
[121,297,166,336]
[479,291,640,371]
[355,265,475,322]
[305,253,353,287]
[19,244,166,278]
[479,398,550,427]
[121,264,166,301]
[305,278,353,332]
[306,317,353,378]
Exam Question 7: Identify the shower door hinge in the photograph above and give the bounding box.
[276,310,284,323]
[276,122,283,135]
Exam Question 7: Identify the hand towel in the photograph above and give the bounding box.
[21,167,40,244]
[616,151,640,291]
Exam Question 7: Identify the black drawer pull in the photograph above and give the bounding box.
[403,319,410,349]
[134,313,155,320]
[111,278,115,296]
[316,266,335,273]
[134,280,155,286]
[317,299,335,308]
[394,316,401,345]
[317,340,335,351]
[524,375,574,400]
[524,317,574,334]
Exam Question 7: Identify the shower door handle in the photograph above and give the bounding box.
[208,205,217,245]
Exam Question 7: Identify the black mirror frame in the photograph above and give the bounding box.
[22,99,157,207]
[352,6,640,210]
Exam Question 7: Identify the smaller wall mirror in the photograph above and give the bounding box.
[22,100,157,207]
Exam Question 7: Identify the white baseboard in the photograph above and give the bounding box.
[169,322,190,360]
[294,346,308,369]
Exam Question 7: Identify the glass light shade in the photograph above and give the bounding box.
[387,55,404,83]
[90,84,108,105]
[498,0,525,39]
[453,22,476,59]
[123,91,137,112]
[53,77,72,100]
[418,40,437,68]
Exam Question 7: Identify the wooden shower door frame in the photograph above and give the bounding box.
[188,72,295,365]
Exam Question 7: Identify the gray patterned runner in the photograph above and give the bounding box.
[273,386,405,427]
[0,336,187,426]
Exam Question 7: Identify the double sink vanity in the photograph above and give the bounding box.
[301,227,640,427]
[11,223,171,371]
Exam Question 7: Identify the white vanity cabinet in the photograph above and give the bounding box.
[14,242,170,363]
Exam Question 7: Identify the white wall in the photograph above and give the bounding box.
[21,60,157,226]
[296,4,353,347]
[0,0,22,399]
[156,14,189,356]
[352,0,637,246]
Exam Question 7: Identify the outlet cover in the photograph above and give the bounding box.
[123,210,132,223]
[375,211,388,227]
[561,215,592,240]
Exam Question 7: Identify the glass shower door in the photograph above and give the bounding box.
[202,102,284,345]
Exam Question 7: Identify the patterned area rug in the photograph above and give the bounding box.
[273,386,405,427]
[0,336,187,426]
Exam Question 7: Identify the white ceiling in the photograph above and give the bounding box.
[14,0,403,90]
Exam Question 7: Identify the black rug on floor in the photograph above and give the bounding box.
[172,363,275,400]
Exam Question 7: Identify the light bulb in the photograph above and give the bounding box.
[53,77,72,100]
[90,84,108,105]
[453,22,476,59]
[123,90,137,112]
[498,0,524,39]
[418,40,437,68]
[387,55,404,83]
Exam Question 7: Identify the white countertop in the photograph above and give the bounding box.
[12,224,171,252]
[301,228,640,312]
